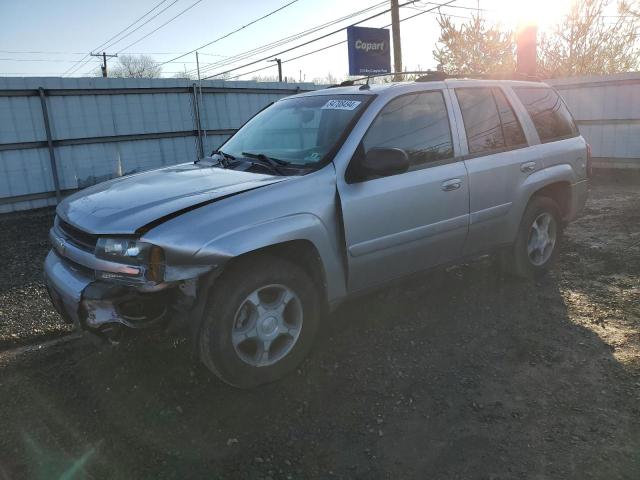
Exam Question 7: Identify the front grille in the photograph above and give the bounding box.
[59,253,95,278]
[58,219,98,252]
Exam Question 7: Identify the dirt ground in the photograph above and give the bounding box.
[0,177,638,479]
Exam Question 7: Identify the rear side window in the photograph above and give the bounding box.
[514,87,578,143]
[363,91,453,168]
[493,89,526,146]
[455,87,526,155]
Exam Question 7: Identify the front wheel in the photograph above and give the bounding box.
[502,196,562,279]
[198,255,320,388]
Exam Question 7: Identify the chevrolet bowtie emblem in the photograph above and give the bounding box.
[54,237,66,256]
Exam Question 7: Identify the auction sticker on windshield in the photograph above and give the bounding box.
[321,99,362,110]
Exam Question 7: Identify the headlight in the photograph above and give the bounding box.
[95,238,165,283]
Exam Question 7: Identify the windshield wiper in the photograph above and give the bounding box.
[212,150,235,168]
[241,151,288,175]
[242,151,289,165]
[195,149,235,167]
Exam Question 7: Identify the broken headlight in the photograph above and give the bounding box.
[95,238,165,283]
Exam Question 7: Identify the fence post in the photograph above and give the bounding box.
[38,87,61,201]
[191,83,204,159]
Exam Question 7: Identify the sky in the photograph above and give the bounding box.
[0,0,587,81]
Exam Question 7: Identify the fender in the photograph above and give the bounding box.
[193,213,347,303]
[505,163,577,241]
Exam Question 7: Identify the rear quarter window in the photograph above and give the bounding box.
[514,87,578,143]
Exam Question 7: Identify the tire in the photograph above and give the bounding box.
[502,196,562,279]
[198,254,321,388]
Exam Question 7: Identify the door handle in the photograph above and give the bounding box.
[441,178,462,191]
[520,161,537,173]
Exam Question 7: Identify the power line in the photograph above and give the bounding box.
[203,0,456,80]
[61,0,171,77]
[0,50,88,55]
[406,5,472,19]
[93,0,172,52]
[225,0,456,80]
[414,1,488,12]
[116,0,207,54]
[196,1,393,78]
[159,0,301,66]
[99,0,180,52]
[187,1,388,76]
[0,50,229,59]
[68,0,182,76]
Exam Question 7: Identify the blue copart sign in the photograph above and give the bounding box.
[347,26,391,76]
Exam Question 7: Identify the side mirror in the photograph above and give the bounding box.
[359,147,410,178]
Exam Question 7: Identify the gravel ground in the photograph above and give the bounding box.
[0,207,71,350]
[0,177,638,479]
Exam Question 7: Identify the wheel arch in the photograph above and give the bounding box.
[530,181,572,221]
[505,164,576,242]
[195,213,346,305]
[222,239,329,311]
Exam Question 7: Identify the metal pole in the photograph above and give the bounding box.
[390,0,403,81]
[38,87,61,201]
[191,83,204,159]
[277,58,282,82]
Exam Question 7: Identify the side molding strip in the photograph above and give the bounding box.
[348,214,469,258]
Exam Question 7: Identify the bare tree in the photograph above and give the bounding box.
[433,14,516,75]
[172,65,195,80]
[250,75,280,82]
[432,0,639,77]
[538,0,640,76]
[311,72,340,85]
[109,55,162,78]
[620,0,640,17]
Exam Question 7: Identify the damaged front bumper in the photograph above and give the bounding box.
[44,249,179,335]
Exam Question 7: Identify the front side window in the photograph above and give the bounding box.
[362,91,453,168]
[514,87,578,143]
[221,94,369,167]
[456,87,527,155]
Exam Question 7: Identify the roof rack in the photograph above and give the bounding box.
[453,72,542,82]
[327,70,542,89]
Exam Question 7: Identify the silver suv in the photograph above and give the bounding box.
[45,78,589,387]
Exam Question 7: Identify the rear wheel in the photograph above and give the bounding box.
[199,255,320,388]
[502,196,562,279]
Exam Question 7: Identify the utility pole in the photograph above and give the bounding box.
[196,51,207,149]
[270,58,282,82]
[90,51,117,77]
[390,0,403,81]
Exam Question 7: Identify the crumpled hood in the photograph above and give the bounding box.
[57,163,286,234]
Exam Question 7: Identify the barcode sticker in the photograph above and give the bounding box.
[321,99,362,110]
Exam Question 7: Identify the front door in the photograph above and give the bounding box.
[337,90,470,293]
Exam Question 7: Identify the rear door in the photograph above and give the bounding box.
[337,89,470,293]
[451,86,538,254]
[511,86,586,177]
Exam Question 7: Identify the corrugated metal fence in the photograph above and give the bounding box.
[1,74,637,213]
[0,77,318,213]
[549,73,640,169]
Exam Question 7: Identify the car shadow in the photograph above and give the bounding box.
[1,256,639,479]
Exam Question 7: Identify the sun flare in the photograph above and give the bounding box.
[498,0,574,31]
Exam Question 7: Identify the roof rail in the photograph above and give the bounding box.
[447,72,543,82]
[326,70,542,88]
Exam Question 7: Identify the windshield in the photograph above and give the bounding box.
[220,94,369,167]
